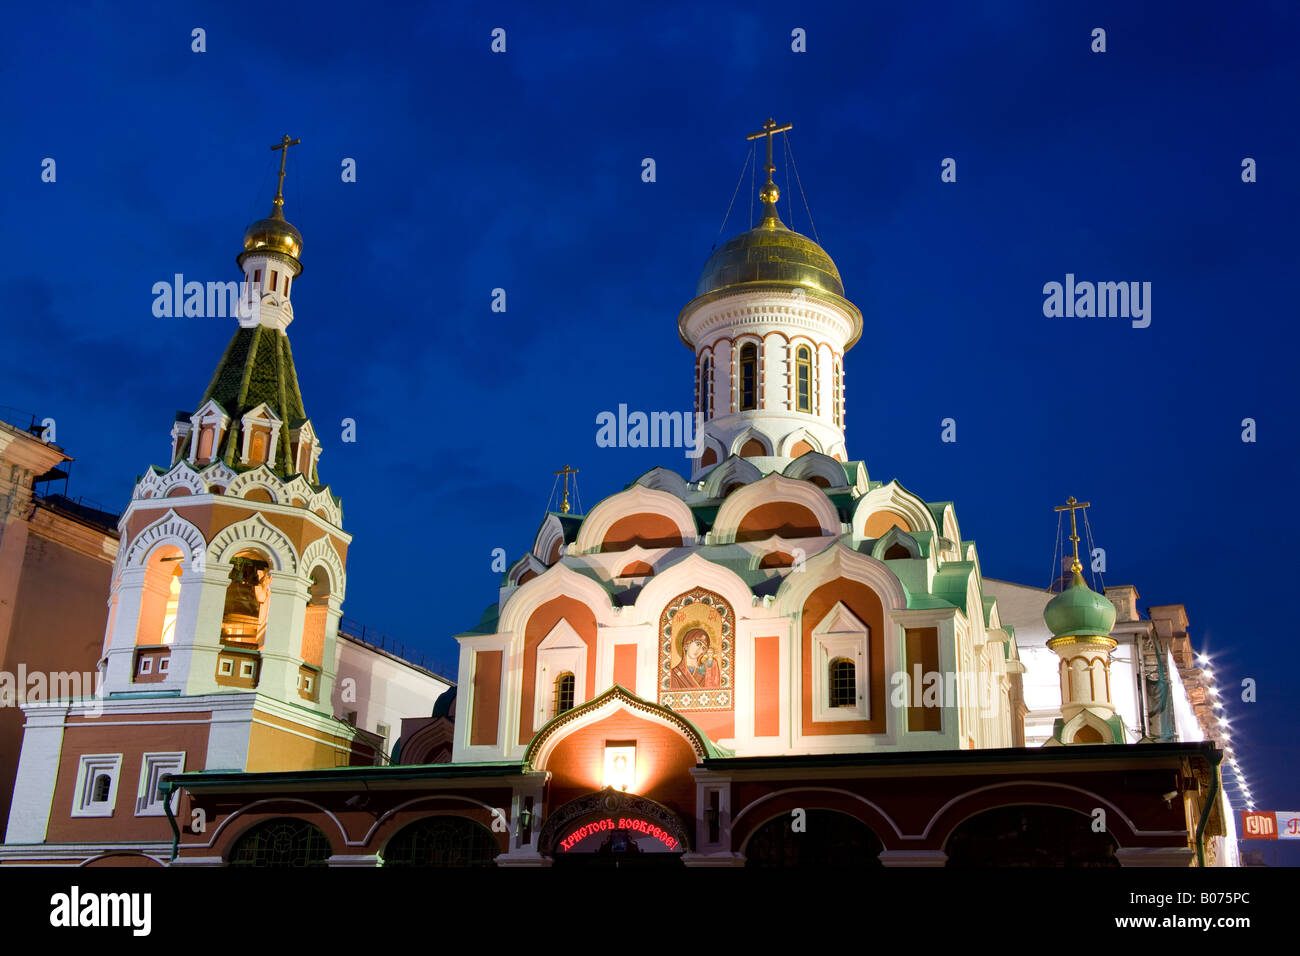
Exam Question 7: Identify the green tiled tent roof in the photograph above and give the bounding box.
[199,326,308,478]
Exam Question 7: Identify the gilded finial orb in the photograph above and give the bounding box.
[760,181,780,204]
[238,134,304,269]
[241,213,303,263]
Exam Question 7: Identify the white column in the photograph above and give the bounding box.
[314,598,343,712]
[175,565,238,695]
[4,703,69,843]
[259,570,311,701]
[102,567,147,690]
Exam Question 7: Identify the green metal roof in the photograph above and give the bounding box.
[199,325,309,479]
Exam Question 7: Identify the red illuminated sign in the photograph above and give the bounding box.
[558,816,680,852]
[1242,812,1276,838]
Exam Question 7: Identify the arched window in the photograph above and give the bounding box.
[92,774,111,803]
[554,672,575,716]
[795,345,812,412]
[160,565,182,645]
[833,359,842,427]
[739,343,757,411]
[249,430,268,464]
[382,817,500,868]
[745,810,883,867]
[699,355,712,418]
[221,551,271,647]
[136,546,187,651]
[829,657,856,708]
[228,818,332,868]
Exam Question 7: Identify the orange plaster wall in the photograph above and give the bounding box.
[470,650,502,747]
[905,627,942,732]
[0,527,112,834]
[544,711,698,815]
[613,643,638,692]
[45,712,212,844]
[735,501,822,542]
[682,708,733,741]
[246,709,360,771]
[519,597,598,745]
[602,513,684,551]
[801,578,885,736]
[863,511,912,538]
[754,635,780,737]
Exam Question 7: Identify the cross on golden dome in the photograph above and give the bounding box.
[270,134,300,215]
[746,117,792,205]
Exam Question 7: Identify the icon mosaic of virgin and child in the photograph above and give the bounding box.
[670,627,720,689]
[659,588,733,709]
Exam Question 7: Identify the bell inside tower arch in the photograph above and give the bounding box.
[221,550,272,646]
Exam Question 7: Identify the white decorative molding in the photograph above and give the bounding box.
[777,425,823,457]
[300,536,347,601]
[700,455,763,499]
[71,754,123,818]
[534,619,588,725]
[226,464,282,504]
[208,512,299,572]
[781,450,843,487]
[774,540,908,616]
[136,752,185,816]
[853,480,938,539]
[811,602,869,722]
[497,562,618,636]
[124,509,207,569]
[711,473,840,545]
[572,484,697,555]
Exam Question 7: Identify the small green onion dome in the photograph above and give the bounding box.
[1044,566,1116,639]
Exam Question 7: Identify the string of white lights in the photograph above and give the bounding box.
[1197,651,1253,811]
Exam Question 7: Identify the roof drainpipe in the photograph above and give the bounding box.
[160,778,181,864]
[1195,755,1221,868]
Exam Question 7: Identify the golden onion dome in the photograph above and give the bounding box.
[696,186,843,298]
[240,206,302,265]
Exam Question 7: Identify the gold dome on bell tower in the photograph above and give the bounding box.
[697,118,843,298]
[238,135,304,271]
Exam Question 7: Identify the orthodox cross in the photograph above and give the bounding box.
[555,464,579,515]
[270,134,300,212]
[746,117,793,189]
[1053,496,1091,571]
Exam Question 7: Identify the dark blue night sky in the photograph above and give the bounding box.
[4,1,1296,859]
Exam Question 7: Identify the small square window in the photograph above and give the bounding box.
[304,676,313,692]
[218,659,234,676]
[136,752,185,816]
[138,657,152,675]
[240,661,255,678]
[72,754,122,818]
[158,657,169,674]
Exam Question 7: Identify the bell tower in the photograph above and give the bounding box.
[99,136,348,714]
[679,118,863,478]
